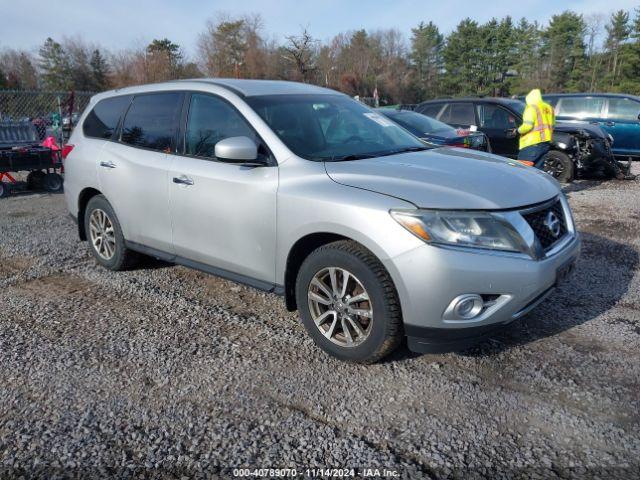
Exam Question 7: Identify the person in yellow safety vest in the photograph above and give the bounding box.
[517,89,555,169]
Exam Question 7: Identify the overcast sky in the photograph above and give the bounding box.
[3,0,639,57]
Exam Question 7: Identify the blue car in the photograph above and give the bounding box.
[542,93,640,161]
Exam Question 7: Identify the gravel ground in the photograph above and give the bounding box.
[0,167,639,479]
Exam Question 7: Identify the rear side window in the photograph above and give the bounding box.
[556,97,604,118]
[121,92,183,152]
[607,98,640,121]
[439,103,475,125]
[82,95,131,139]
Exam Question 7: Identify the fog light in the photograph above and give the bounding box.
[446,294,485,320]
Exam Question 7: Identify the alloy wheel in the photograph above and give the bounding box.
[307,267,373,347]
[544,157,565,178]
[89,209,116,260]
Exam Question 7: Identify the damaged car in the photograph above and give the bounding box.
[415,97,629,183]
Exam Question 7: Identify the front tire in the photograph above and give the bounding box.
[295,240,403,363]
[542,150,574,183]
[84,195,139,271]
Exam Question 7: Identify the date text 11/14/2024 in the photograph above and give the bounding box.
[232,468,401,477]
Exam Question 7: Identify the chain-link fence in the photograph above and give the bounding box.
[0,90,95,142]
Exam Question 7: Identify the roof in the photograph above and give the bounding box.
[94,78,340,102]
[184,78,339,97]
[419,97,522,104]
[542,92,640,100]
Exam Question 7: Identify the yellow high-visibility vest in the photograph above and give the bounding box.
[518,94,555,150]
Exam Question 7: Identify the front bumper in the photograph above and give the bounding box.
[385,231,580,353]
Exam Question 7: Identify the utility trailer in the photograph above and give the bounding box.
[0,121,63,198]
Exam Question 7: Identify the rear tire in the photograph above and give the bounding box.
[27,170,46,190]
[0,182,11,199]
[542,150,574,183]
[43,172,63,192]
[295,240,403,363]
[84,195,139,271]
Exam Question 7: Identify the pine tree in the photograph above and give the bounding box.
[604,10,631,89]
[617,7,640,94]
[90,49,109,91]
[0,65,7,89]
[542,12,587,92]
[410,21,443,98]
[512,18,543,94]
[442,19,482,95]
[38,37,72,90]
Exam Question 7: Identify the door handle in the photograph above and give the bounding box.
[100,161,116,169]
[173,175,194,186]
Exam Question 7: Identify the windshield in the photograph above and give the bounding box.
[378,109,455,137]
[246,94,426,161]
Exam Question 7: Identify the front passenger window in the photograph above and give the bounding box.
[185,94,258,159]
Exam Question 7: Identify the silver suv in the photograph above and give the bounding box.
[64,79,580,363]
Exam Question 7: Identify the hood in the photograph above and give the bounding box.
[555,122,607,139]
[526,89,542,105]
[325,148,560,210]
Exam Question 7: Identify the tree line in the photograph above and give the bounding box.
[1,8,640,104]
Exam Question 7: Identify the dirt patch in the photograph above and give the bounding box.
[0,254,34,277]
[16,273,90,296]
[579,218,640,241]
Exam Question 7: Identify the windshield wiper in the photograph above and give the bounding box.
[328,153,378,162]
[377,146,429,157]
[327,146,428,162]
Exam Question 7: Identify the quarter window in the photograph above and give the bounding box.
[121,92,183,152]
[185,93,257,159]
[607,98,640,121]
[83,95,131,139]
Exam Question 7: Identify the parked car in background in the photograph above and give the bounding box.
[64,79,579,363]
[541,93,640,161]
[416,97,619,182]
[376,108,490,151]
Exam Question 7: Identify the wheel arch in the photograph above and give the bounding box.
[77,187,103,240]
[283,231,401,313]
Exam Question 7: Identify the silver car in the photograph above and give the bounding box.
[64,79,580,363]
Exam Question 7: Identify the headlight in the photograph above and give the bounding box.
[390,209,527,252]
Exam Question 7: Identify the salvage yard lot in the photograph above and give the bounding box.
[1,168,639,478]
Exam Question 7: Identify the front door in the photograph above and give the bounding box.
[604,97,640,159]
[169,92,278,283]
[475,103,520,157]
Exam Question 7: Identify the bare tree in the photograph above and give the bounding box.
[585,13,605,91]
[283,28,318,82]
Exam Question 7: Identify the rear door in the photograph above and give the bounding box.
[475,103,520,157]
[98,91,183,252]
[604,97,640,159]
[169,92,278,283]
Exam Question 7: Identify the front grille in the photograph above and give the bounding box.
[521,200,567,251]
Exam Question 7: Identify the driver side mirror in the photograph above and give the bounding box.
[215,136,266,166]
